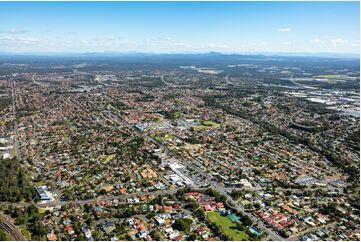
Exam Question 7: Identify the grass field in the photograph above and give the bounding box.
[207,211,249,241]
[151,133,175,142]
[201,120,221,126]
[192,120,221,130]
[33,181,47,186]
[316,74,343,79]
[38,207,47,214]
[316,74,357,81]
[100,154,116,164]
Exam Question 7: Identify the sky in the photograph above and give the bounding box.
[0,1,359,54]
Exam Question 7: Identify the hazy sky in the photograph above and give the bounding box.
[0,1,359,53]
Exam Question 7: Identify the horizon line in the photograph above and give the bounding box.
[0,50,359,58]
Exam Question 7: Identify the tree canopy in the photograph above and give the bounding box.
[0,158,34,202]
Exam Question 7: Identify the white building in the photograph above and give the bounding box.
[35,186,55,201]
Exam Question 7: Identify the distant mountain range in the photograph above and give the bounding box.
[0,51,359,59]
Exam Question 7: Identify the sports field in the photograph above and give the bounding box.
[207,211,249,241]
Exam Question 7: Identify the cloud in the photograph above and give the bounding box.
[311,38,349,47]
[0,36,41,43]
[0,29,28,34]
[309,38,358,50]
[62,37,129,49]
[165,37,192,47]
[208,43,227,48]
[277,27,291,32]
[310,38,326,47]
[330,39,348,47]
[146,37,192,48]
[259,42,268,46]
[310,38,324,44]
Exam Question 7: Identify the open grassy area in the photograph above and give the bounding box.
[192,120,221,130]
[201,120,221,127]
[0,119,10,126]
[207,211,249,241]
[100,154,116,164]
[20,225,31,240]
[151,133,175,142]
[191,125,209,131]
[33,181,47,187]
[316,74,357,81]
[38,207,47,214]
[316,74,343,79]
[172,111,182,119]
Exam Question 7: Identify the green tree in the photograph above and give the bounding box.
[173,218,193,233]
[241,215,253,226]
[150,230,162,240]
[0,229,10,241]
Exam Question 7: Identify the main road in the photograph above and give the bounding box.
[11,80,20,158]
[35,188,180,208]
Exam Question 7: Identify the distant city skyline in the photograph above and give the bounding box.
[0,1,359,54]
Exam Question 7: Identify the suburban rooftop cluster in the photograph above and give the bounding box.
[0,56,359,241]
